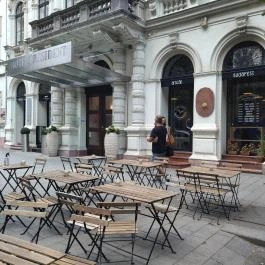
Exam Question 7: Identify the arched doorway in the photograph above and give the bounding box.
[161,55,194,151]
[16,82,26,143]
[223,41,265,156]
[85,60,112,155]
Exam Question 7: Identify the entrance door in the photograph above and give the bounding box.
[169,85,193,151]
[86,86,112,155]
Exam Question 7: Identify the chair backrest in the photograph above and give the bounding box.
[57,191,84,211]
[18,177,37,201]
[176,169,198,185]
[32,156,47,174]
[60,156,74,171]
[197,172,220,190]
[74,163,93,174]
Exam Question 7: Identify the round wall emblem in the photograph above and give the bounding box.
[196,87,214,117]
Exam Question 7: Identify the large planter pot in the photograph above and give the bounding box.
[21,134,29,152]
[46,131,59,157]
[41,135,48,155]
[104,133,119,158]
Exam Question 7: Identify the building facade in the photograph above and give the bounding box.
[0,0,265,162]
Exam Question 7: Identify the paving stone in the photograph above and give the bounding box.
[211,246,246,265]
[226,236,256,257]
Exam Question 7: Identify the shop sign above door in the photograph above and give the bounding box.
[7,42,72,76]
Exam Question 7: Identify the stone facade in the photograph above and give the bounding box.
[0,0,264,161]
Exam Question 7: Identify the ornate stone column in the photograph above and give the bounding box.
[125,41,146,156]
[131,41,145,126]
[59,87,78,156]
[50,86,63,127]
[112,45,127,156]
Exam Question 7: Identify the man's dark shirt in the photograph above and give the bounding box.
[150,125,167,154]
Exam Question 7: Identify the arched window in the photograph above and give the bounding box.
[17,82,25,102]
[223,41,265,70]
[15,2,24,45]
[39,0,49,19]
[162,54,194,78]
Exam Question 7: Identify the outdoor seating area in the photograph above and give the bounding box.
[0,153,247,264]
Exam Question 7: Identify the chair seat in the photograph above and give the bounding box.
[104,221,137,235]
[146,203,178,213]
[37,196,58,206]
[4,192,26,201]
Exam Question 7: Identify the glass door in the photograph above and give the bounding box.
[169,85,193,151]
[86,86,112,155]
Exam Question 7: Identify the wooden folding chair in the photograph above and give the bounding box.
[0,200,60,243]
[66,202,140,264]
[144,181,184,246]
[60,156,74,172]
[196,172,234,224]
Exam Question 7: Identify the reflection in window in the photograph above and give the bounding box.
[88,131,99,145]
[105,96,112,111]
[16,2,24,45]
[89,97,99,111]
[39,0,49,19]
[89,114,99,128]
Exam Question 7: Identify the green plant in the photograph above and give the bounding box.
[105,125,120,134]
[41,125,58,135]
[20,127,30,134]
[257,133,265,156]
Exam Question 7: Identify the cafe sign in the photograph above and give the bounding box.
[6,42,72,76]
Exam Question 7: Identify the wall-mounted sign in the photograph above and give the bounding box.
[7,42,72,76]
[222,66,265,80]
[160,76,193,87]
[196,87,214,117]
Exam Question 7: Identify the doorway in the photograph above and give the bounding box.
[86,86,112,155]
[169,85,193,151]
[161,54,194,152]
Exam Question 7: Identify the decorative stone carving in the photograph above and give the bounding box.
[236,15,248,33]
[112,23,144,42]
[196,87,214,117]
[169,32,179,47]
[200,16,208,29]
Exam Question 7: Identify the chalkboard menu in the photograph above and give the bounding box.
[236,96,261,125]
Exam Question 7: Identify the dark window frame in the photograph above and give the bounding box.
[15,2,24,45]
[65,0,74,8]
[39,0,50,19]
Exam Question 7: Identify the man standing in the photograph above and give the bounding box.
[147,115,167,160]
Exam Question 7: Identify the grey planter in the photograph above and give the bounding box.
[21,134,29,152]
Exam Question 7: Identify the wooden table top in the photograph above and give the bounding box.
[75,155,106,161]
[32,170,99,184]
[92,181,178,203]
[0,234,64,265]
[111,159,163,168]
[0,234,95,265]
[0,163,33,170]
[181,166,241,178]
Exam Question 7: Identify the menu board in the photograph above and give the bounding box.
[237,97,261,125]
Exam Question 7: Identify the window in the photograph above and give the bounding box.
[65,0,74,8]
[15,2,24,45]
[223,41,265,70]
[39,0,49,19]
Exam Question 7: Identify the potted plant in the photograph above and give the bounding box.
[104,125,121,158]
[257,133,265,162]
[43,125,59,157]
[227,141,238,155]
[240,144,251,156]
[20,127,30,152]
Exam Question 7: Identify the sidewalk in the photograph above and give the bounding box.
[0,149,265,264]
